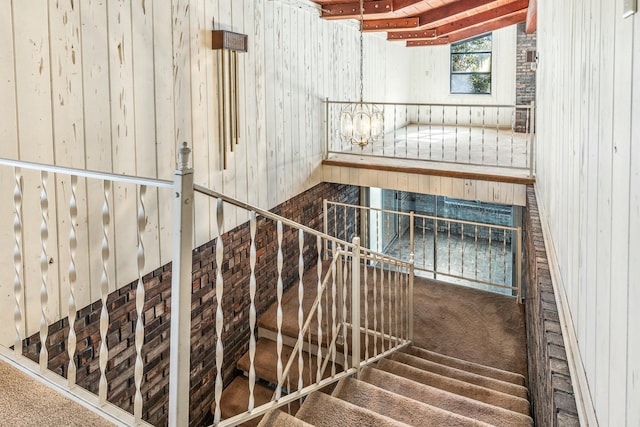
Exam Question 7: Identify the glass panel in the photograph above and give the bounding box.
[451,34,492,53]
[451,53,492,73]
[450,74,491,94]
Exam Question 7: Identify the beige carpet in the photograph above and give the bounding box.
[259,261,528,378]
[0,360,115,427]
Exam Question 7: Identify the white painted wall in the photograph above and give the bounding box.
[0,0,413,346]
[409,26,517,106]
[536,0,640,425]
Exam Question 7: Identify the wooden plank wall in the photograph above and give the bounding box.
[0,0,412,345]
[536,0,639,425]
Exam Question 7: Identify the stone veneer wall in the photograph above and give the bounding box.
[525,185,580,426]
[22,182,360,427]
[516,22,537,133]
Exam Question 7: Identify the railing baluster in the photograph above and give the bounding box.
[331,243,337,376]
[482,106,486,163]
[503,228,508,285]
[468,107,472,163]
[13,168,24,358]
[67,175,78,387]
[276,221,284,400]
[99,180,111,403]
[134,185,146,423]
[429,105,433,159]
[489,226,493,284]
[461,224,465,277]
[447,222,451,275]
[421,217,426,271]
[364,254,369,361]
[394,264,399,346]
[39,171,51,374]
[393,105,397,157]
[297,229,304,391]
[417,106,421,156]
[388,263,393,348]
[455,105,459,161]
[405,104,409,158]
[248,211,258,410]
[380,259,385,353]
[510,107,515,166]
[214,198,225,424]
[496,108,500,165]
[342,248,349,368]
[441,105,445,160]
[474,225,479,280]
[316,236,323,383]
[434,218,438,280]
[373,256,378,357]
[353,206,358,242]
[343,205,347,242]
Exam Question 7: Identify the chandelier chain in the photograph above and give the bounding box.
[359,0,364,103]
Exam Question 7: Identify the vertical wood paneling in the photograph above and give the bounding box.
[537,0,639,424]
[244,0,258,207]
[80,0,115,305]
[49,0,90,316]
[107,0,137,291]
[0,0,19,345]
[131,0,161,270]
[191,0,211,246]
[153,1,176,265]
[13,0,60,334]
[232,0,248,225]
[253,0,268,209]
[627,14,640,425]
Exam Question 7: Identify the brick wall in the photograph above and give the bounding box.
[525,185,580,426]
[516,22,537,133]
[22,182,360,427]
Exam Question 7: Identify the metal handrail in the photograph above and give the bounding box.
[326,100,534,109]
[0,157,173,188]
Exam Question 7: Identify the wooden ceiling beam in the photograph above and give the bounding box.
[388,0,528,41]
[321,0,394,19]
[416,0,497,27]
[407,9,527,46]
[526,0,537,33]
[362,17,420,31]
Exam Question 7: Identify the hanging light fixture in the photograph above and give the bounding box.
[339,0,384,148]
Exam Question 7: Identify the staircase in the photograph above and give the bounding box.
[216,280,533,427]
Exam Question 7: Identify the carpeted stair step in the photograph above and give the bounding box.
[295,391,411,427]
[237,338,340,389]
[331,377,492,426]
[377,358,530,415]
[359,367,533,426]
[388,351,529,399]
[257,410,313,427]
[400,346,526,386]
[216,376,299,427]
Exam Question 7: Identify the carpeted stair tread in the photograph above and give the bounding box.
[377,358,530,415]
[257,410,313,427]
[331,377,492,427]
[388,351,529,399]
[237,339,340,389]
[401,346,526,386]
[359,367,533,426]
[295,391,411,427]
[216,376,292,427]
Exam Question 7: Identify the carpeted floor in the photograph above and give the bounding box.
[259,262,527,379]
[411,277,527,377]
[0,360,116,426]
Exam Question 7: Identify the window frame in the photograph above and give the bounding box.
[450,33,493,95]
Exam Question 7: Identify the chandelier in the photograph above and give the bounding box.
[339,0,384,148]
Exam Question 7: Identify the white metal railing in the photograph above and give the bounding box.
[0,146,414,427]
[324,199,522,300]
[325,100,536,177]
[194,186,413,427]
[0,156,174,426]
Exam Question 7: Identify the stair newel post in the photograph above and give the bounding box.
[351,237,361,376]
[169,143,194,427]
[408,253,415,343]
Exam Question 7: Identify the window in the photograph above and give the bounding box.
[450,33,492,94]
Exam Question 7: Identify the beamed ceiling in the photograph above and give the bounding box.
[309,0,537,46]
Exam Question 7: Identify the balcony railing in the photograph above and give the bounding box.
[325,100,536,177]
[324,199,523,300]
